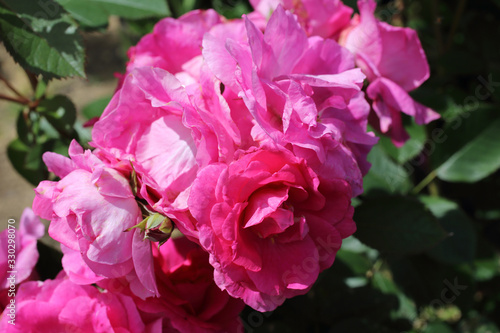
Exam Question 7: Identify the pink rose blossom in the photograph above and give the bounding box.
[250,0,352,39]
[108,237,245,333]
[0,208,44,310]
[188,147,356,311]
[125,9,221,86]
[342,0,439,145]
[203,6,376,196]
[0,272,156,333]
[367,77,440,146]
[92,67,240,237]
[92,67,198,230]
[33,141,158,298]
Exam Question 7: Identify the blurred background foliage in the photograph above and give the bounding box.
[0,0,499,332]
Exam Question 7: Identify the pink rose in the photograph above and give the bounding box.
[125,9,221,86]
[367,77,439,146]
[203,6,376,196]
[0,272,155,333]
[116,237,245,333]
[188,147,356,311]
[92,67,240,237]
[0,208,44,309]
[33,141,158,298]
[250,0,352,39]
[342,0,439,145]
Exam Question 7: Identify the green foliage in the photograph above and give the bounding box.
[363,145,412,194]
[354,195,447,255]
[437,118,500,182]
[379,118,427,164]
[54,0,170,27]
[37,95,77,136]
[81,95,111,119]
[0,5,85,79]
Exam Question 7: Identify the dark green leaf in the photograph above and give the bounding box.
[379,120,427,164]
[24,143,45,170]
[35,76,49,99]
[35,241,63,281]
[336,250,372,276]
[37,95,77,135]
[54,0,170,27]
[371,271,417,321]
[437,118,500,182]
[472,257,500,281]
[81,95,111,119]
[0,6,85,78]
[7,138,48,185]
[431,104,498,169]
[423,322,454,333]
[329,318,401,333]
[363,146,412,194]
[73,121,92,144]
[168,0,197,17]
[16,109,31,145]
[354,196,447,255]
[389,255,475,312]
[420,196,476,265]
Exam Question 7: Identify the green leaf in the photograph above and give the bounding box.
[7,138,48,185]
[472,257,500,281]
[379,120,427,164]
[211,0,252,19]
[73,121,92,144]
[336,250,373,276]
[168,0,197,17]
[37,95,77,135]
[437,118,500,182]
[329,318,400,333]
[431,104,498,169]
[389,255,476,312]
[24,143,45,170]
[354,196,447,255]
[81,95,111,119]
[363,146,412,194]
[54,0,170,27]
[0,6,85,78]
[16,109,31,145]
[419,196,476,265]
[35,76,49,99]
[371,271,417,322]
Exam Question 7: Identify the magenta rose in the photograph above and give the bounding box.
[250,0,353,39]
[118,237,246,333]
[203,6,376,196]
[92,67,240,238]
[33,141,158,298]
[342,0,439,145]
[125,9,221,86]
[0,272,156,333]
[0,208,44,310]
[188,147,356,311]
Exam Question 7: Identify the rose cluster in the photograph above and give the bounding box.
[1,0,437,331]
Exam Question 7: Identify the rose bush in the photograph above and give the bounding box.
[0,0,458,331]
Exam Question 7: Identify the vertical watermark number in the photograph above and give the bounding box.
[6,218,17,325]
